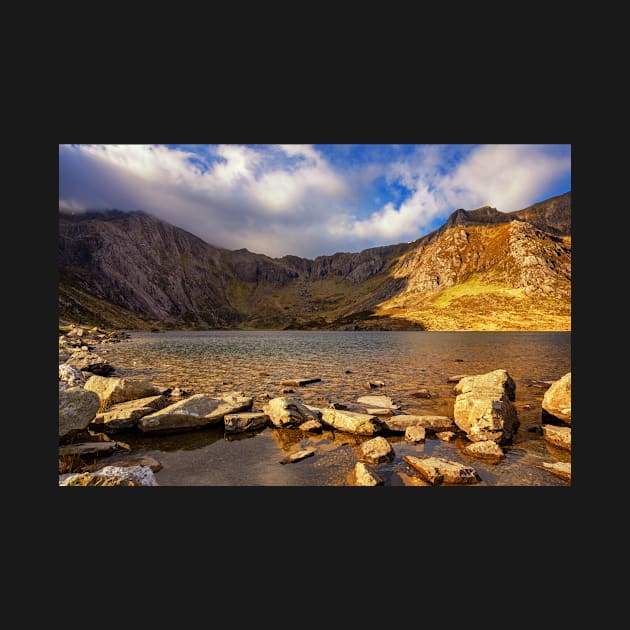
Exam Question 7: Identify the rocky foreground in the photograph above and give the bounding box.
[58,324,572,486]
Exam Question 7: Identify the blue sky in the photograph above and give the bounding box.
[59,144,571,259]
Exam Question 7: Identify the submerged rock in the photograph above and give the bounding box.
[281,448,315,464]
[356,394,398,409]
[280,377,321,386]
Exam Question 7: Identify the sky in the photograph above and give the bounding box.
[59,144,571,259]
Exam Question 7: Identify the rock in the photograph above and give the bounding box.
[356,395,398,409]
[366,407,394,416]
[138,393,253,433]
[405,426,426,443]
[64,350,114,376]
[263,397,321,428]
[360,436,395,464]
[453,370,519,443]
[58,441,119,457]
[320,408,382,435]
[280,388,294,394]
[84,375,160,406]
[447,374,469,383]
[59,363,86,388]
[539,461,571,482]
[411,389,432,399]
[97,454,163,472]
[170,386,190,398]
[354,462,384,486]
[59,465,158,486]
[454,393,519,443]
[381,415,455,433]
[542,372,571,424]
[542,424,571,450]
[363,380,385,390]
[454,369,516,401]
[463,440,505,461]
[436,431,456,442]
[224,411,269,433]
[59,386,101,438]
[404,456,481,485]
[91,395,169,432]
[298,419,323,433]
[280,378,321,386]
[281,448,315,464]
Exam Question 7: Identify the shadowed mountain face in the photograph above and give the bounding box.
[58,192,571,331]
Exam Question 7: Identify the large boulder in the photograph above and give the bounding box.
[90,395,169,432]
[59,364,86,388]
[320,408,382,435]
[542,372,571,424]
[59,386,101,438]
[138,393,253,433]
[84,376,160,406]
[263,397,320,428]
[454,369,516,401]
[453,369,519,443]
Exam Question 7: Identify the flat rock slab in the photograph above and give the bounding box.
[59,441,118,457]
[539,461,571,482]
[382,415,455,433]
[366,407,394,416]
[542,424,571,450]
[463,440,505,461]
[320,408,382,435]
[281,448,315,464]
[138,393,253,433]
[280,378,321,386]
[354,462,384,486]
[356,395,398,409]
[224,411,269,433]
[91,395,169,432]
[360,436,395,464]
[404,455,481,485]
[85,375,160,406]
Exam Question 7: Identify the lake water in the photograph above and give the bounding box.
[96,330,571,486]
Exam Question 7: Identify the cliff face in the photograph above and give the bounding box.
[58,192,571,331]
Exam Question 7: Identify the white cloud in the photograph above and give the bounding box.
[59,143,570,258]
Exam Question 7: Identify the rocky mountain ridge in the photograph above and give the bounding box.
[58,192,571,330]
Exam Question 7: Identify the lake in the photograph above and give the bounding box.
[95,330,571,486]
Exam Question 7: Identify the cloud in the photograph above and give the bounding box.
[59,143,570,258]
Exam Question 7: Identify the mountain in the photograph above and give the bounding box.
[58,192,571,331]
